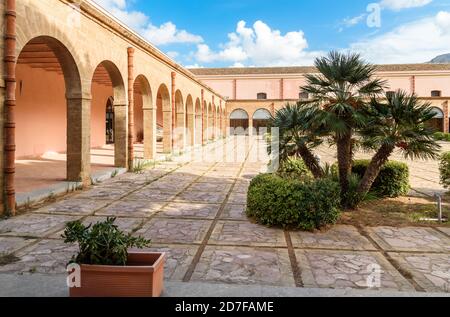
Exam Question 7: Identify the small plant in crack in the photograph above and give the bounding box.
[0,253,20,266]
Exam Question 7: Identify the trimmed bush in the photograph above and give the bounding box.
[277,157,312,181]
[439,152,450,189]
[433,132,450,142]
[246,174,341,231]
[351,160,410,197]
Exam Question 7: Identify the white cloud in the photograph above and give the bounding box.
[380,0,432,11]
[350,10,450,63]
[194,20,323,66]
[93,0,202,46]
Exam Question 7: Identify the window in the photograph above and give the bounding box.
[299,92,309,100]
[386,91,395,99]
[431,90,442,97]
[257,93,267,100]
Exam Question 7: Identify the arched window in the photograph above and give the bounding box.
[427,107,445,132]
[257,92,267,100]
[230,109,249,135]
[431,90,442,97]
[253,108,272,135]
[299,92,309,100]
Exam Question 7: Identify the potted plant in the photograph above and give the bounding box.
[63,217,165,297]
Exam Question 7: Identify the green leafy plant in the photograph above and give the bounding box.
[62,217,151,266]
[439,152,450,189]
[246,174,341,231]
[133,159,153,174]
[352,160,410,197]
[433,132,450,142]
[277,157,313,181]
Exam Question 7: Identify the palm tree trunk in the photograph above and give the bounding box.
[336,133,352,206]
[297,145,324,179]
[356,143,395,203]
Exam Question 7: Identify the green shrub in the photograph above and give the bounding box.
[439,152,450,189]
[351,160,410,197]
[63,217,151,266]
[277,157,312,181]
[246,174,341,231]
[433,132,450,142]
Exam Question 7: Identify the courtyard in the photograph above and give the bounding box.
[0,136,449,295]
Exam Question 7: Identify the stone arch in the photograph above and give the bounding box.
[195,98,203,145]
[428,107,445,132]
[252,108,272,135]
[156,84,172,153]
[15,35,88,192]
[91,60,127,168]
[185,95,195,147]
[230,108,249,135]
[133,74,155,159]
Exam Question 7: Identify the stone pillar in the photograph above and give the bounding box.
[163,107,172,154]
[188,111,195,146]
[219,100,223,138]
[249,117,254,136]
[212,96,216,140]
[3,0,16,215]
[176,108,185,150]
[443,101,449,133]
[171,72,176,150]
[143,106,156,159]
[127,48,135,169]
[114,103,128,167]
[201,90,207,145]
[67,97,91,184]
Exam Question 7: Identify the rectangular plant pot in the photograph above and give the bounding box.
[69,252,166,297]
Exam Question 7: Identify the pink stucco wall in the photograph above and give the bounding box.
[382,76,412,93]
[206,80,234,99]
[415,75,450,97]
[236,79,280,100]
[16,64,112,159]
[201,73,450,101]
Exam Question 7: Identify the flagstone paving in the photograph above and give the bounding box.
[0,136,449,294]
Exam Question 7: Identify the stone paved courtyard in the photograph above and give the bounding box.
[0,136,449,294]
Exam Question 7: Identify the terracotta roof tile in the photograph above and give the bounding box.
[189,64,450,76]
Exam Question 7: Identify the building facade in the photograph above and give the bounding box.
[191,65,450,135]
[1,0,450,214]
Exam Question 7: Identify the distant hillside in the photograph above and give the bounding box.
[429,53,450,63]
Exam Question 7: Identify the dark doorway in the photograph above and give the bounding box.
[253,109,271,135]
[230,109,249,135]
[106,97,115,144]
[427,107,444,132]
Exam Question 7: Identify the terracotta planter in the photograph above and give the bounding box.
[69,252,166,297]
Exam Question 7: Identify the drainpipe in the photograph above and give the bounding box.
[410,75,416,94]
[4,0,17,215]
[171,72,176,149]
[127,47,135,170]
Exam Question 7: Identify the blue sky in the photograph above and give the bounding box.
[95,0,450,67]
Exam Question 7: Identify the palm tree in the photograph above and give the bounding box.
[269,103,324,178]
[356,91,441,202]
[300,51,386,206]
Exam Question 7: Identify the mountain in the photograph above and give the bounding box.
[429,53,450,63]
